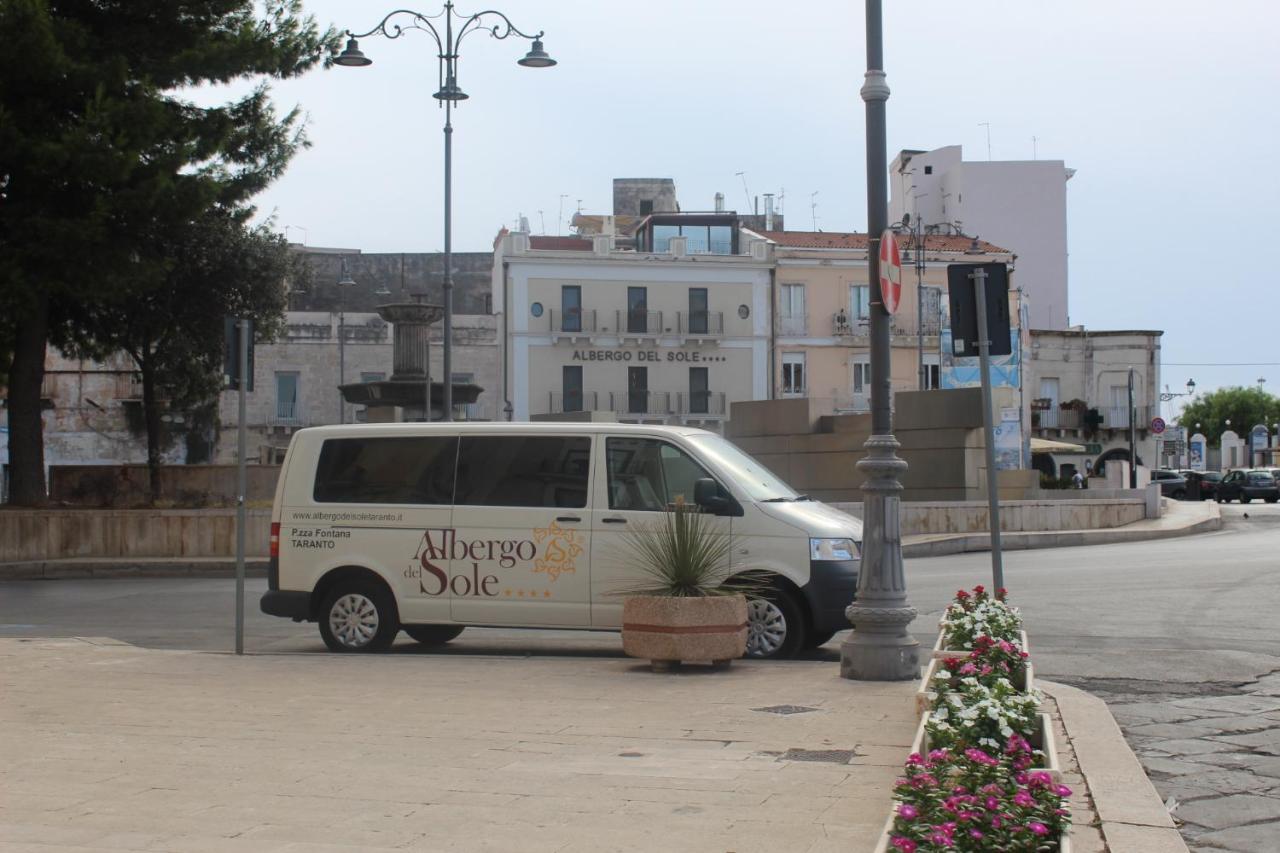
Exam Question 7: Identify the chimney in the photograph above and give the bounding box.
[764,193,775,230]
[714,192,724,212]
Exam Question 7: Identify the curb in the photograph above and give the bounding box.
[0,560,269,580]
[902,506,1221,558]
[1040,680,1190,853]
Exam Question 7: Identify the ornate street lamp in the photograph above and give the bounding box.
[1159,378,1195,402]
[336,4,556,421]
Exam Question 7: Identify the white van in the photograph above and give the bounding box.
[261,422,862,659]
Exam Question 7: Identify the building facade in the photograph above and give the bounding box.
[890,145,1073,331]
[496,215,774,430]
[1025,328,1163,480]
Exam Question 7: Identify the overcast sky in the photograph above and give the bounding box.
[233,0,1280,417]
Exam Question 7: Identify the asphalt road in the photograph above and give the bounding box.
[1,503,1275,684]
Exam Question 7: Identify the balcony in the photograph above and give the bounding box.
[608,390,673,416]
[547,391,599,413]
[1103,405,1156,431]
[779,314,808,336]
[674,391,727,416]
[614,310,666,338]
[267,402,304,427]
[548,308,597,335]
[833,312,871,337]
[677,311,724,336]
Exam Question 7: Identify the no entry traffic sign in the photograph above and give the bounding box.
[879,229,902,315]
[1150,416,1166,435]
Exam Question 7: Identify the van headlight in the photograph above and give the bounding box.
[810,538,859,561]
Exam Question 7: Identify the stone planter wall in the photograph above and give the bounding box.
[0,509,271,562]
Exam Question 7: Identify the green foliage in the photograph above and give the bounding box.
[1177,386,1280,447]
[618,501,743,598]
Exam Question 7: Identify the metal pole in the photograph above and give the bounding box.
[338,305,345,424]
[973,268,1005,592]
[916,219,925,390]
[1128,367,1137,488]
[841,0,918,682]
[441,40,454,422]
[235,319,248,656]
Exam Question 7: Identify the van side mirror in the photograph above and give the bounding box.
[693,478,730,514]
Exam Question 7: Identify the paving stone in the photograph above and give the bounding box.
[1243,673,1280,696]
[1212,727,1280,754]
[1175,794,1280,830]
[1125,721,1222,739]
[1190,819,1280,851]
[1138,756,1224,777]
[1140,737,1226,757]
[1188,714,1279,735]
[1151,768,1271,800]
[1193,752,1280,778]
[1112,702,1223,725]
[1171,695,1280,716]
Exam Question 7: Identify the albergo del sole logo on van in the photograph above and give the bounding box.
[407,526,580,598]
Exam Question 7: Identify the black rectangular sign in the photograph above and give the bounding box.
[223,317,255,391]
[946,263,1011,357]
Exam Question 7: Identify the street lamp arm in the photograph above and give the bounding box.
[455,10,544,49]
[347,11,446,54]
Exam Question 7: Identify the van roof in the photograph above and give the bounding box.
[296,422,718,438]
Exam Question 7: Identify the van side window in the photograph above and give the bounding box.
[455,436,590,508]
[313,437,458,504]
[606,437,714,511]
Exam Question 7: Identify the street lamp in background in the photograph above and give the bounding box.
[337,258,356,424]
[1160,378,1196,402]
[335,4,556,421]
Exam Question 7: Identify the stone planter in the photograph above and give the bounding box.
[932,628,1030,660]
[915,655,1037,715]
[909,709,1062,782]
[621,595,747,671]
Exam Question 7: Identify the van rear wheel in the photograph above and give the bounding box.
[403,625,465,646]
[745,586,806,660]
[319,582,398,653]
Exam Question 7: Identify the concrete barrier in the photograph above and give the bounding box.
[830,497,1146,535]
[0,509,271,562]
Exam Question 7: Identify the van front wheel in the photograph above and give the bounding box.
[745,587,806,659]
[319,582,398,653]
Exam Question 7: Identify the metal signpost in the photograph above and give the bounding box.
[224,318,254,655]
[970,267,1004,592]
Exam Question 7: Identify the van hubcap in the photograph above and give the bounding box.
[746,599,786,657]
[330,593,379,648]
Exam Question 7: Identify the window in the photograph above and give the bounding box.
[690,367,709,414]
[275,372,299,421]
[313,436,458,504]
[627,286,648,333]
[924,165,933,175]
[852,359,872,398]
[455,436,590,508]
[924,357,941,391]
[650,223,733,255]
[688,288,708,334]
[782,352,806,396]
[639,199,654,216]
[606,437,715,512]
[628,366,648,413]
[850,284,871,321]
[563,365,583,412]
[561,285,582,332]
[781,284,806,335]
[922,286,943,334]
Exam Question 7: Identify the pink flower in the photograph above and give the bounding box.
[1029,821,1050,836]
[898,804,919,820]
[1013,791,1035,807]
[969,828,985,840]
[906,753,924,765]
[986,797,999,810]
[1056,784,1073,797]
[959,662,978,675]
[890,836,917,853]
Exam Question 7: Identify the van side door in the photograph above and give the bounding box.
[448,434,593,626]
[588,436,734,628]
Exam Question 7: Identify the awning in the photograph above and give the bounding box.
[1030,437,1088,454]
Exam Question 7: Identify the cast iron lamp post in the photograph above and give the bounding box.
[335,4,555,421]
[337,258,356,424]
[1159,378,1196,402]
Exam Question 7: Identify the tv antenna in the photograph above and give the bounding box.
[979,122,992,160]
[810,191,819,231]
[735,171,751,212]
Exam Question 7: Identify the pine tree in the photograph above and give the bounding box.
[0,0,335,504]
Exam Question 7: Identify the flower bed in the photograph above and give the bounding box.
[874,586,1069,852]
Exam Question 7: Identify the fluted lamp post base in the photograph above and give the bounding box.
[841,434,919,681]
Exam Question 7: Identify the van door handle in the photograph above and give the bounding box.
[556,516,581,523]
[602,516,627,524]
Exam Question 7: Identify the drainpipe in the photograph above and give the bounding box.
[768,266,777,399]
[502,260,511,420]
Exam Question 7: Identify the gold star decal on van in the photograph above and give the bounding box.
[503,589,512,597]
[532,521,583,582]
[517,589,525,597]
[543,590,552,598]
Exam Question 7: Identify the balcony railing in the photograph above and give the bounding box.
[268,402,304,426]
[675,391,726,415]
[548,391,599,413]
[609,390,673,416]
[1103,405,1156,430]
[548,308,597,334]
[833,312,871,336]
[614,310,666,336]
[677,310,724,335]
[779,314,808,336]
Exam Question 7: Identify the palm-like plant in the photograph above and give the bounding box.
[620,498,742,597]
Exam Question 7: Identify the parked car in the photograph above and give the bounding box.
[1179,470,1223,501]
[1215,469,1280,504]
[1150,469,1188,499]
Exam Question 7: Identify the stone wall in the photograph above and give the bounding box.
[0,509,271,562]
[829,498,1146,536]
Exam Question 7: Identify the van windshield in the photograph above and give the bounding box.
[689,434,800,502]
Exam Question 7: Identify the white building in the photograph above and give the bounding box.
[495,215,774,430]
[890,145,1074,330]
